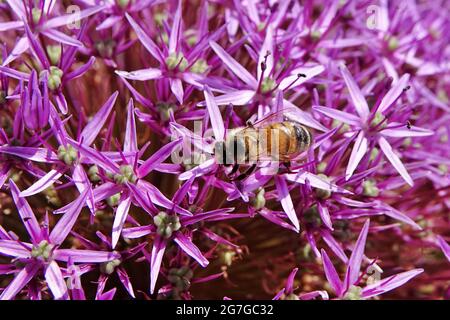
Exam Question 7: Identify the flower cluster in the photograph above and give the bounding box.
[0,0,449,300]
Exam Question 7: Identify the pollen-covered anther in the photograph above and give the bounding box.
[153,212,181,239]
[114,165,137,184]
[57,145,78,165]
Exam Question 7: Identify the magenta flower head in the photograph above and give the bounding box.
[0,0,448,301]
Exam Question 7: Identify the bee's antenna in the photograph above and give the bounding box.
[271,73,306,93]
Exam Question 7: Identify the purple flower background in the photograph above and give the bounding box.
[0,0,449,300]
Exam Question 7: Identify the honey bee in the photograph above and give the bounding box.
[215,109,313,180]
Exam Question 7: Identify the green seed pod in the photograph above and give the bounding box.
[166,52,188,71]
[88,165,101,182]
[46,45,62,65]
[57,145,78,165]
[116,0,130,8]
[32,8,42,24]
[190,59,209,74]
[343,285,363,300]
[114,165,137,184]
[260,78,276,94]
[107,193,121,207]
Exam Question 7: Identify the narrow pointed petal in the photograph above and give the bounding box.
[96,15,123,30]
[0,240,31,258]
[169,0,182,54]
[115,68,162,81]
[0,146,58,162]
[275,176,300,232]
[0,21,24,32]
[279,65,325,90]
[124,99,138,153]
[317,202,333,231]
[50,189,89,245]
[138,138,182,178]
[285,268,298,294]
[125,13,164,63]
[339,64,369,121]
[437,236,450,262]
[112,196,132,249]
[378,137,413,186]
[380,125,433,138]
[150,236,167,294]
[361,269,423,299]
[9,180,42,243]
[204,85,225,141]
[45,261,69,300]
[378,74,410,114]
[174,233,209,267]
[313,106,361,127]
[80,92,118,146]
[209,41,258,87]
[54,249,119,263]
[320,249,342,296]
[117,267,135,298]
[2,36,29,66]
[345,131,368,180]
[44,5,106,29]
[0,262,40,300]
[170,78,184,104]
[283,100,328,132]
[72,164,95,215]
[344,220,370,288]
[41,29,83,47]
[20,169,64,198]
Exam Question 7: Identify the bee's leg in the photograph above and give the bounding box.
[234,163,257,181]
[229,163,240,176]
[283,162,293,173]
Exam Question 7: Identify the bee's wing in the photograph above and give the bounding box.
[251,107,299,128]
